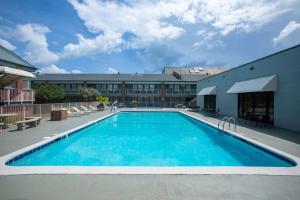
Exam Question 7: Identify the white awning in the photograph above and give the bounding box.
[197,86,216,95]
[227,75,277,94]
[0,66,36,86]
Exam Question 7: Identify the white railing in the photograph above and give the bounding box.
[0,88,35,103]
[0,101,99,124]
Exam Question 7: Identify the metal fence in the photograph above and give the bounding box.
[0,101,99,124]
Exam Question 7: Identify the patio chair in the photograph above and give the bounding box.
[80,105,95,113]
[88,105,98,111]
[72,107,90,114]
[65,108,83,117]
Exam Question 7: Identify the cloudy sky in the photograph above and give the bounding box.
[0,0,300,74]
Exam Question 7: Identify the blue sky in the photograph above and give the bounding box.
[0,0,300,74]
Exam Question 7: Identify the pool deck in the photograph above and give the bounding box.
[0,108,300,199]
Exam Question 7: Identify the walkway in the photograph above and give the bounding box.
[0,108,299,200]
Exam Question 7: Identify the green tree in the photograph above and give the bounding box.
[35,84,65,103]
[80,87,100,101]
[96,95,110,106]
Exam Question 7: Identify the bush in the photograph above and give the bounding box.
[96,95,110,106]
[80,87,100,101]
[35,84,65,103]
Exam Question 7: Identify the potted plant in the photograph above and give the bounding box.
[131,100,138,108]
[96,95,110,110]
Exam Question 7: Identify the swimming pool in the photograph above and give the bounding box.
[6,111,295,167]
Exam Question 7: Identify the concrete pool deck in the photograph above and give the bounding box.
[0,108,300,199]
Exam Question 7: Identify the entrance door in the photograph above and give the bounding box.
[204,95,216,112]
[238,92,274,125]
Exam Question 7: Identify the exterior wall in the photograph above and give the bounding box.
[197,45,300,132]
[32,81,198,108]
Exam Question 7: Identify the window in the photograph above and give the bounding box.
[144,84,149,91]
[150,84,154,91]
[138,84,143,91]
[238,92,274,125]
[174,84,179,92]
[186,85,191,92]
[107,84,112,91]
[133,84,137,91]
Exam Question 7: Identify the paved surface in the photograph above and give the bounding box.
[0,108,300,200]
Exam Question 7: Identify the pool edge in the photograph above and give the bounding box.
[1,109,300,176]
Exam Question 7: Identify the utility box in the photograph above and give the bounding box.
[50,109,68,121]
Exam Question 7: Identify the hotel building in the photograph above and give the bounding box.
[32,67,226,107]
[197,44,300,132]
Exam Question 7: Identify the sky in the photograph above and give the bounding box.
[0,0,300,74]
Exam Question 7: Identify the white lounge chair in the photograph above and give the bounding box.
[65,109,82,117]
[72,107,89,114]
[88,105,98,111]
[80,106,95,113]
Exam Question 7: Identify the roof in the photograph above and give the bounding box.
[34,73,208,82]
[0,44,37,71]
[163,66,228,75]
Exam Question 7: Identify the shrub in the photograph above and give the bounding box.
[35,84,65,103]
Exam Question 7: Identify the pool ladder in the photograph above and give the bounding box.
[217,117,236,132]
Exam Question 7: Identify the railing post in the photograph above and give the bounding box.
[22,105,25,120]
[39,104,42,118]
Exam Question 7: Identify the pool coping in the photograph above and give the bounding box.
[0,109,300,176]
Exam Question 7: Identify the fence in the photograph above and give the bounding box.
[0,101,98,124]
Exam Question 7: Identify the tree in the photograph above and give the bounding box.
[96,94,110,106]
[80,87,99,101]
[35,84,65,103]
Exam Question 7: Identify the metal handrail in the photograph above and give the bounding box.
[217,116,237,132]
[226,117,236,132]
[218,117,228,129]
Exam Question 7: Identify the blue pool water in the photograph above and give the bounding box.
[9,112,294,167]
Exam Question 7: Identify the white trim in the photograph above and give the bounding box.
[0,109,299,175]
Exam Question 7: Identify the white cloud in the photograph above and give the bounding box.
[0,38,16,50]
[39,64,81,74]
[61,30,123,58]
[194,29,223,49]
[273,21,300,45]
[105,67,118,74]
[64,0,298,57]
[68,0,186,49]
[13,23,59,65]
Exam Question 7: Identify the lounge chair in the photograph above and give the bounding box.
[88,105,98,111]
[16,117,41,131]
[80,105,95,113]
[72,107,90,114]
[65,109,82,117]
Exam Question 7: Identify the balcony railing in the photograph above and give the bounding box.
[126,89,160,94]
[0,88,35,103]
[99,89,121,94]
[165,89,196,94]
